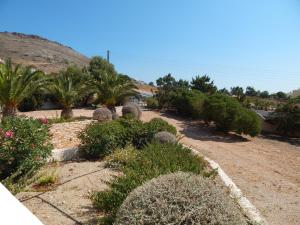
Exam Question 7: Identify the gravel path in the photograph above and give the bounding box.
[17,161,119,225]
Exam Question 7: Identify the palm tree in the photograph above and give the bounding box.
[50,66,90,119]
[92,72,137,116]
[0,59,46,117]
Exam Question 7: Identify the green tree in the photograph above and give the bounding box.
[218,88,230,95]
[245,86,258,97]
[89,56,116,80]
[230,86,245,102]
[0,59,46,117]
[259,91,269,98]
[190,75,217,94]
[92,72,137,115]
[50,66,89,119]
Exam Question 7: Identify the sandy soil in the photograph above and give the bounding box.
[20,108,300,225]
[17,161,119,225]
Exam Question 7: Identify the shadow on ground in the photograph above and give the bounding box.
[260,133,300,147]
[160,112,249,143]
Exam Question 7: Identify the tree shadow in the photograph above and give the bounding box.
[160,112,249,143]
[260,133,300,147]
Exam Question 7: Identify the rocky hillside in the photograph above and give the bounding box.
[0,32,89,73]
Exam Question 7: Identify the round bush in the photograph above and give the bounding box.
[146,97,159,109]
[146,118,177,135]
[122,104,140,119]
[78,121,126,159]
[115,172,246,225]
[154,131,176,144]
[92,107,112,122]
[0,117,53,182]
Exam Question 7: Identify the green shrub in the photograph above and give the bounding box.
[92,142,208,224]
[115,172,246,225]
[146,118,177,135]
[79,117,177,158]
[203,94,261,136]
[172,89,206,118]
[104,146,138,169]
[236,109,261,137]
[78,121,127,159]
[0,117,52,183]
[146,97,159,109]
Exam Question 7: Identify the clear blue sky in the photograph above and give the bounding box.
[1,0,300,93]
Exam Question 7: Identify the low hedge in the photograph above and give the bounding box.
[92,142,209,224]
[78,117,177,158]
[0,117,52,187]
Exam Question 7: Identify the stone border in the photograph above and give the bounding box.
[184,144,268,225]
[50,147,79,162]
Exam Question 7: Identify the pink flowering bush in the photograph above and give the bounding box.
[0,116,53,183]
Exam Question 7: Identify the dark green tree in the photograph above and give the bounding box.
[230,86,245,102]
[190,75,217,94]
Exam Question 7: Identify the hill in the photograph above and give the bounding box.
[0,32,89,73]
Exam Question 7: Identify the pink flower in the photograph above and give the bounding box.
[38,118,49,125]
[4,130,14,138]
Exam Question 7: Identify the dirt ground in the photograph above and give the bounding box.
[19,108,300,225]
[16,161,119,225]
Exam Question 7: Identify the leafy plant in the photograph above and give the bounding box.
[0,59,46,117]
[0,117,52,189]
[203,93,261,136]
[146,97,159,109]
[78,121,127,159]
[49,66,90,119]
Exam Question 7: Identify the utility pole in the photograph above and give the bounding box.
[107,50,110,63]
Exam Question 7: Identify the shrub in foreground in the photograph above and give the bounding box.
[92,142,209,224]
[115,172,246,225]
[0,117,52,183]
[78,121,126,159]
[154,131,177,144]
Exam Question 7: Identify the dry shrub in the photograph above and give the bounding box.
[122,103,141,119]
[154,131,177,144]
[115,172,247,225]
[93,107,112,122]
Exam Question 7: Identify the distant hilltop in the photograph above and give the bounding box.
[0,31,89,73]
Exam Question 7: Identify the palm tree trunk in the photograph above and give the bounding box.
[2,104,17,117]
[61,107,73,119]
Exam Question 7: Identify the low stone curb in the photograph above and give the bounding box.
[184,144,268,225]
[50,147,79,162]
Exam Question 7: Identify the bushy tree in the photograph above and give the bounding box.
[191,75,217,94]
[218,88,230,95]
[0,59,46,117]
[245,86,258,97]
[230,86,245,102]
[89,57,137,115]
[49,66,90,119]
[203,94,261,136]
[259,90,269,98]
[269,99,300,135]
